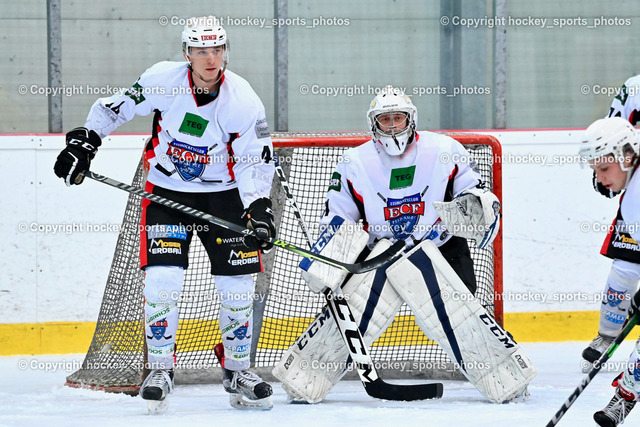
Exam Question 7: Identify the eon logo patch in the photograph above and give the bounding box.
[178,112,209,137]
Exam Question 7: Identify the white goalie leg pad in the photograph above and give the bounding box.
[273,240,404,403]
[299,216,370,293]
[433,187,500,249]
[386,240,536,403]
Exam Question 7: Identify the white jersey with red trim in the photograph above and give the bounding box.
[83,61,274,207]
[320,131,484,248]
[622,168,640,244]
[608,74,640,125]
[600,167,640,261]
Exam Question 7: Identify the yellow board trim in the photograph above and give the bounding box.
[1,310,635,356]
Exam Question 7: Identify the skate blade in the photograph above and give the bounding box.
[229,393,273,410]
[147,398,169,414]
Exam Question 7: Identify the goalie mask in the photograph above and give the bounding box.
[367,86,417,156]
[580,117,639,172]
[182,16,229,77]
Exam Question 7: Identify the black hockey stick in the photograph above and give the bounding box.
[545,313,639,426]
[274,157,443,401]
[83,171,403,274]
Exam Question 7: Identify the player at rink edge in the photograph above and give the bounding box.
[273,85,537,404]
[53,16,276,411]
[578,118,640,426]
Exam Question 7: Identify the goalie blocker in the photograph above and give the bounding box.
[274,237,535,404]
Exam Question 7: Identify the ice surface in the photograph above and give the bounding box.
[2,341,639,426]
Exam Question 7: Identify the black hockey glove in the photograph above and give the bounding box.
[592,170,620,199]
[242,198,276,252]
[54,127,102,186]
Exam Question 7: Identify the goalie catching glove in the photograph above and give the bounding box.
[242,198,276,252]
[54,127,102,186]
[433,186,501,249]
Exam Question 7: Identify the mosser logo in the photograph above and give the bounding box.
[228,250,260,266]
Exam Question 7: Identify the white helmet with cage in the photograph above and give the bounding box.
[367,86,417,156]
[580,117,640,171]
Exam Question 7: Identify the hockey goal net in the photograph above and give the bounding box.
[65,131,502,394]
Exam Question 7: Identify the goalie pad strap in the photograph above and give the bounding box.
[386,240,536,403]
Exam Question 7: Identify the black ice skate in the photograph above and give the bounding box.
[594,386,636,426]
[582,334,615,372]
[214,343,273,410]
[140,369,174,414]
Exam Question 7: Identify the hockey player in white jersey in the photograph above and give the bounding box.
[576,118,640,426]
[273,86,536,404]
[581,82,640,368]
[54,16,275,411]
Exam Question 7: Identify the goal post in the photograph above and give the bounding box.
[65,131,502,395]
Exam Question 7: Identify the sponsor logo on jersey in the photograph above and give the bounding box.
[255,117,270,139]
[178,112,209,137]
[383,193,425,240]
[167,140,211,181]
[605,286,627,307]
[389,165,416,189]
[228,249,260,266]
[149,239,183,255]
[328,171,342,192]
[147,225,188,240]
[125,81,146,105]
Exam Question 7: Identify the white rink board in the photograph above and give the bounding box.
[0,130,617,323]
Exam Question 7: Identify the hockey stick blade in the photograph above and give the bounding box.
[326,292,444,401]
[83,171,402,274]
[545,313,639,426]
[364,377,443,401]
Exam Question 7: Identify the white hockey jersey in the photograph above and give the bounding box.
[84,61,274,207]
[608,74,640,125]
[321,132,483,248]
[600,165,640,262]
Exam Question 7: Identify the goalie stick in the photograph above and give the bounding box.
[82,171,403,274]
[274,156,443,401]
[545,313,640,426]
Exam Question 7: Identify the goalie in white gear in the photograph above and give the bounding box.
[54,16,275,411]
[576,117,640,426]
[273,86,536,404]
